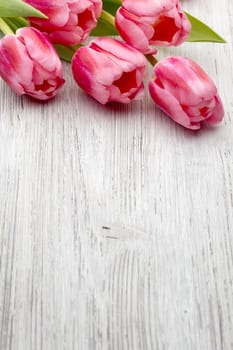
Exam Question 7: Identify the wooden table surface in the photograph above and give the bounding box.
[0,1,232,349]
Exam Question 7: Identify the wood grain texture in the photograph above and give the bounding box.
[0,0,233,349]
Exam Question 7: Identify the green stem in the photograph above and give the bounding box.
[100,9,115,28]
[0,17,14,35]
[145,54,158,67]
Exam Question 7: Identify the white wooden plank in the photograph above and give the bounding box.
[0,0,233,349]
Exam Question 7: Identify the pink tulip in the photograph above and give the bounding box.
[115,0,191,54]
[71,37,147,104]
[0,27,65,100]
[24,0,102,45]
[149,56,224,130]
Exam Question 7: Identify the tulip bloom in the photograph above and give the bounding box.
[24,0,102,45]
[71,37,147,104]
[149,56,224,130]
[0,27,65,100]
[115,0,191,54]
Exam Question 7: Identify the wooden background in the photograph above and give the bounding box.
[0,0,232,349]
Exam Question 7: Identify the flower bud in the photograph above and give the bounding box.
[72,37,147,104]
[115,0,191,54]
[149,56,224,129]
[0,27,65,100]
[24,0,102,45]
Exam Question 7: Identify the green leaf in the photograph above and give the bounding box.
[54,44,81,62]
[0,0,47,18]
[0,17,14,34]
[186,12,226,43]
[102,0,121,3]
[3,17,29,32]
[102,0,121,16]
[91,9,117,36]
[91,18,118,36]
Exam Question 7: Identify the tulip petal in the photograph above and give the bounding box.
[90,37,147,69]
[115,8,156,54]
[155,57,217,106]
[17,27,62,73]
[205,94,224,125]
[149,80,201,130]
[0,34,33,95]
[123,0,176,17]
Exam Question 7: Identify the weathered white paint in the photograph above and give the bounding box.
[0,0,232,349]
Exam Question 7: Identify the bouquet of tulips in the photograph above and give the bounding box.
[0,0,226,129]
